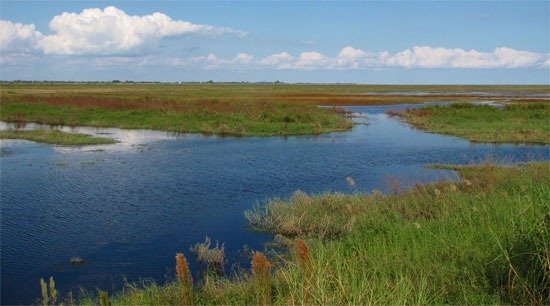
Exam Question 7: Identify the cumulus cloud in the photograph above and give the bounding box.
[385,46,547,69]
[120,46,548,72]
[40,6,246,55]
[0,20,43,53]
[295,51,331,69]
[1,6,246,55]
[258,52,295,69]
[254,46,549,70]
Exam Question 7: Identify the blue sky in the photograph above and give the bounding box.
[1,1,549,84]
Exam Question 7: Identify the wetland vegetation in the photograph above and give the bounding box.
[391,103,550,144]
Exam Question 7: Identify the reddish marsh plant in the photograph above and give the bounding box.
[252,251,272,305]
[176,253,194,305]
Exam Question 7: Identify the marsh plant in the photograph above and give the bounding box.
[40,277,57,306]
[176,253,194,305]
[251,251,272,305]
[190,236,226,276]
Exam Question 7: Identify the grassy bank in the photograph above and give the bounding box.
[1,83,547,137]
[392,103,550,144]
[60,162,549,305]
[0,130,116,145]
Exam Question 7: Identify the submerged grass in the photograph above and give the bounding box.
[70,162,549,305]
[393,102,550,144]
[0,129,116,145]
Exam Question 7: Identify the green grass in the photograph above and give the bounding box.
[66,162,549,305]
[394,103,550,144]
[0,130,116,145]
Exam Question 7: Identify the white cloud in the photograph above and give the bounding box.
[253,46,549,70]
[336,46,370,68]
[232,53,254,64]
[258,52,295,69]
[0,20,44,53]
[384,46,547,69]
[1,6,246,55]
[295,51,331,69]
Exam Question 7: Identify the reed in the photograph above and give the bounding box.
[40,277,57,306]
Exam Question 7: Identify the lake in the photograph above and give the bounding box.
[1,103,548,304]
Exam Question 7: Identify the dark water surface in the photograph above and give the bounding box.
[1,104,548,304]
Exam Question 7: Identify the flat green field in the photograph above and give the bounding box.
[1,83,547,138]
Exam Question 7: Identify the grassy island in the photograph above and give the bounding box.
[0,130,116,145]
[391,103,550,144]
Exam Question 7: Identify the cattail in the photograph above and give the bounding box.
[176,253,193,305]
[252,251,272,305]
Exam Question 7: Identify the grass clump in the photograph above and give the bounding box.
[0,129,116,145]
[393,102,550,144]
[190,236,226,276]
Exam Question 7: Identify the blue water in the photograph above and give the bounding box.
[1,104,548,304]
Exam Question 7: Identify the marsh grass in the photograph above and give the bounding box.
[394,102,550,144]
[0,129,116,145]
[243,162,549,304]
[190,236,226,276]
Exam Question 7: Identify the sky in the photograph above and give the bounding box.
[1,0,549,84]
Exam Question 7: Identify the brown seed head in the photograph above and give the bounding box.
[295,239,312,273]
[252,251,272,279]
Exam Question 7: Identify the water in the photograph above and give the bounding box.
[1,104,548,304]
